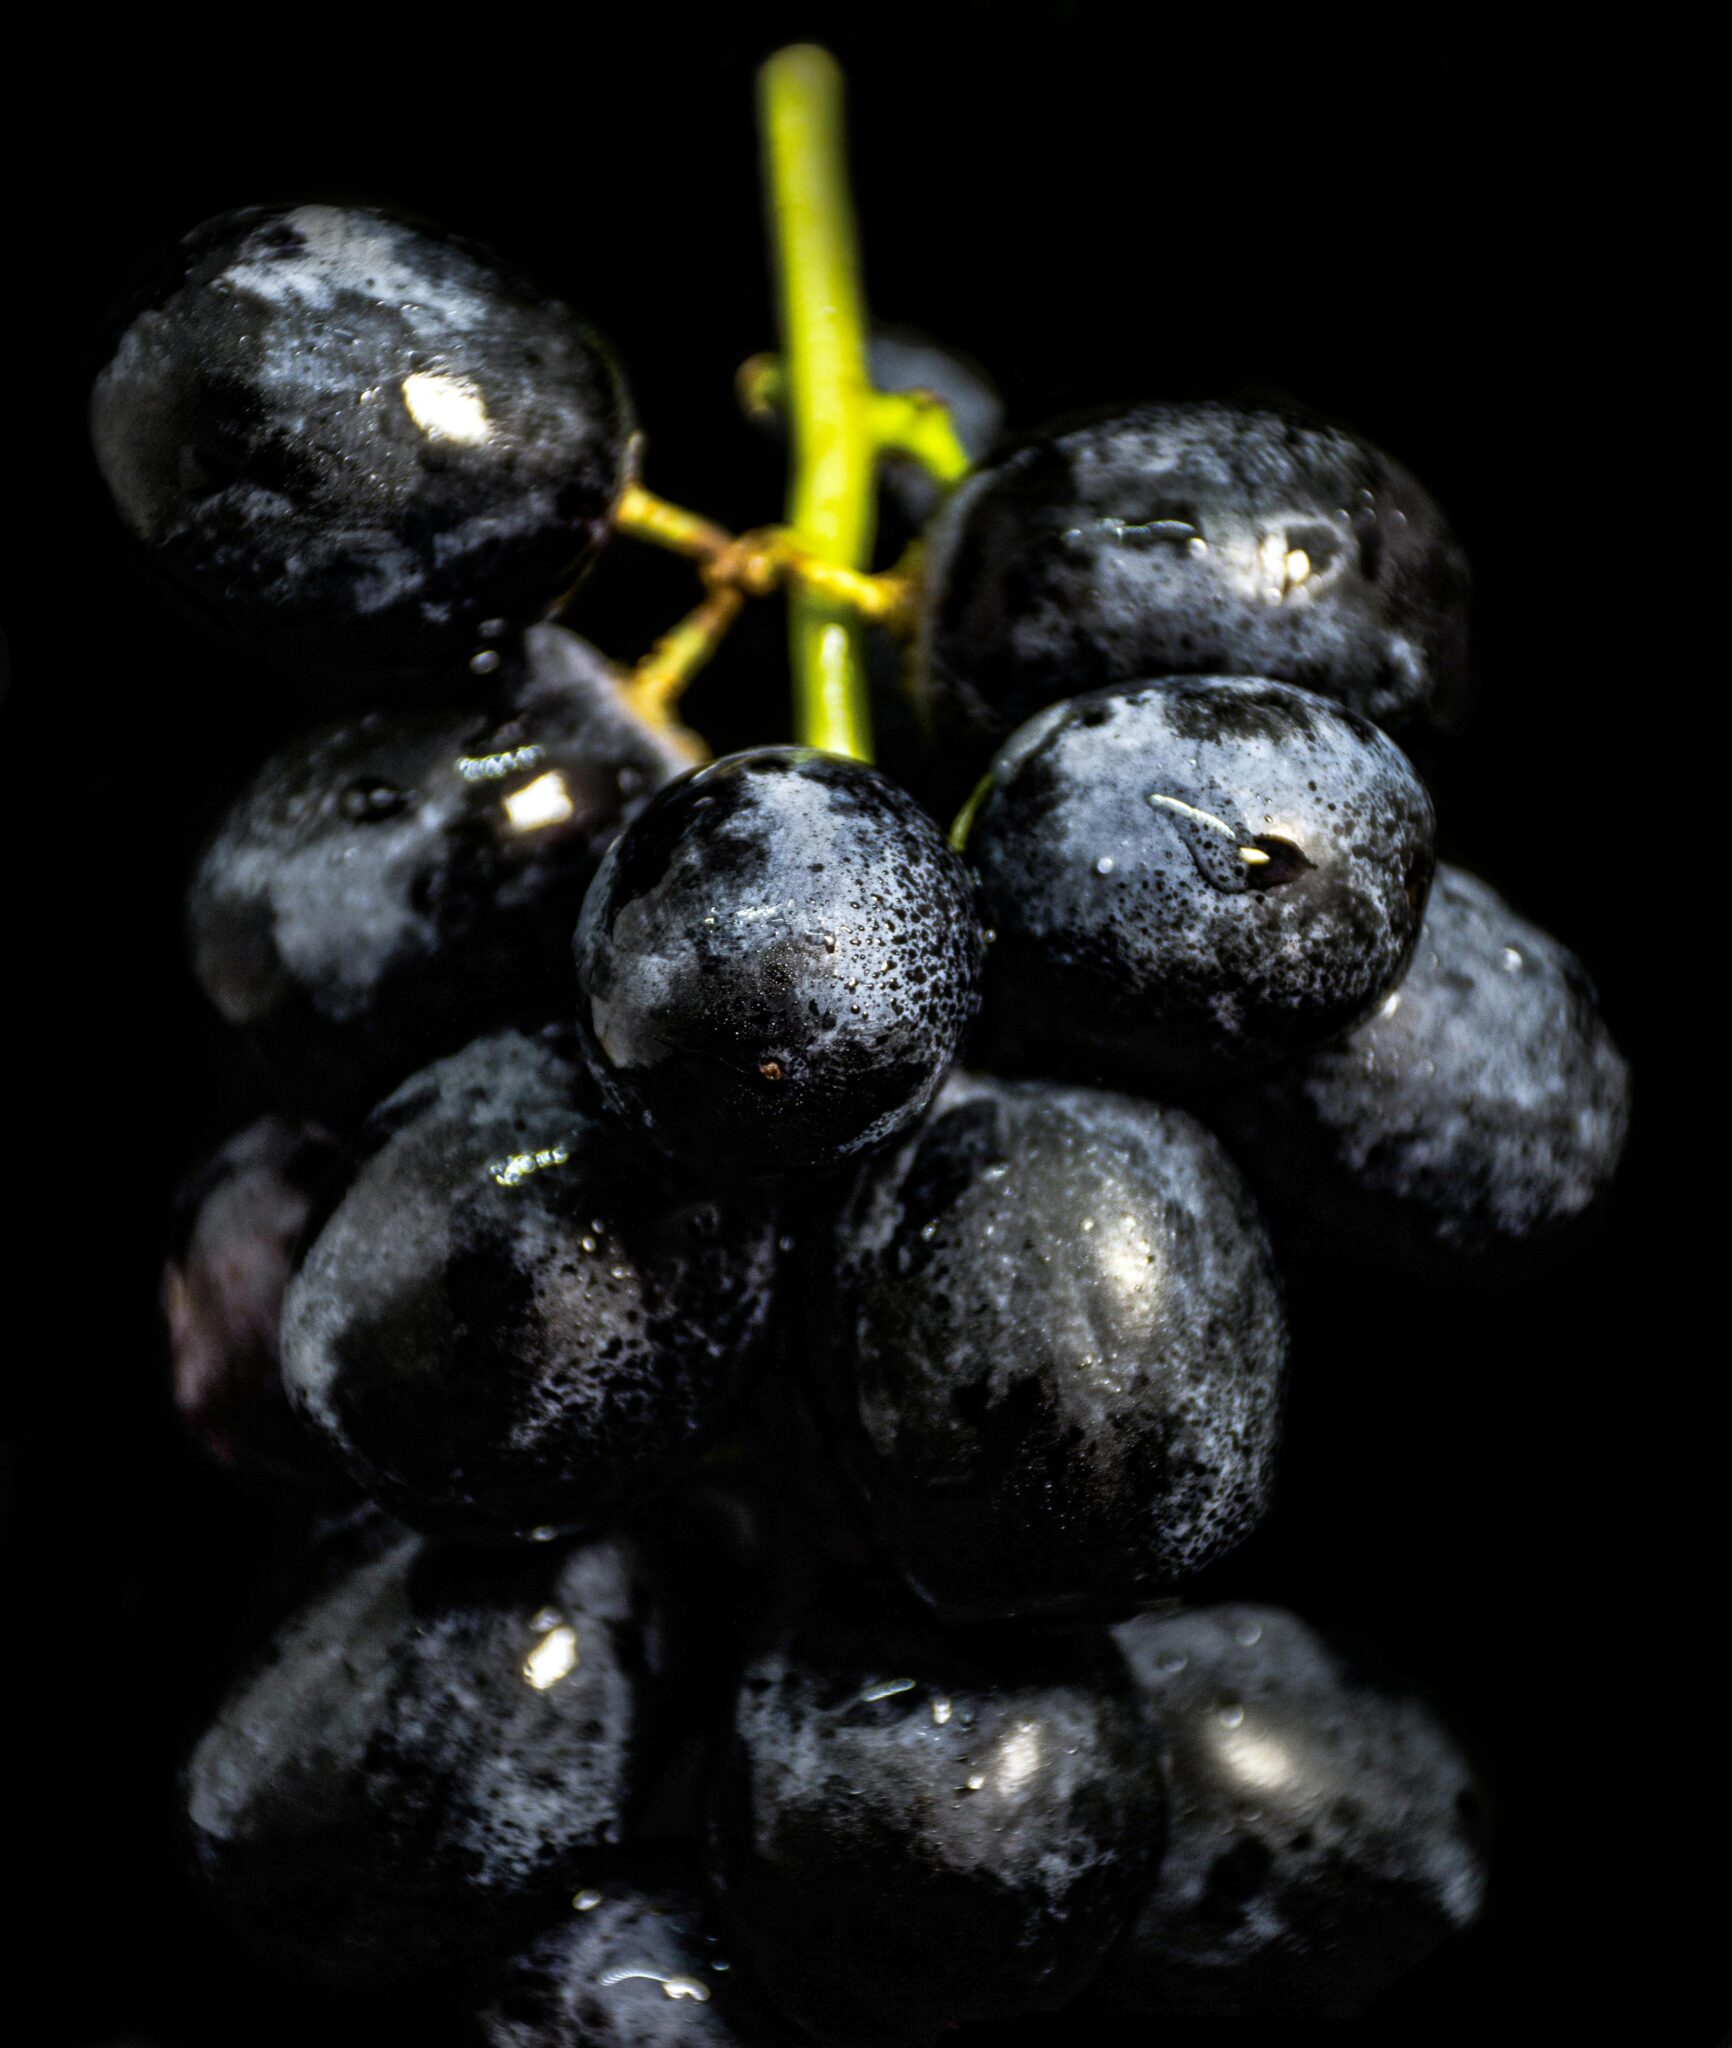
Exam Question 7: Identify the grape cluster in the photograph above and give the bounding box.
[100,166,1628,2044]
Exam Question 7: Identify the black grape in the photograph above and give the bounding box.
[1213,864,1632,1275]
[574,747,981,1179]
[960,677,1434,1089]
[162,1116,349,1489]
[1100,1604,1491,2016]
[917,397,1470,787]
[188,624,692,1116]
[91,204,633,681]
[280,1028,780,1541]
[810,1071,1286,1623]
[711,1597,1164,2042]
[184,1520,663,1994]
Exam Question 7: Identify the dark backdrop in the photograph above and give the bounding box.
[0,10,1692,2042]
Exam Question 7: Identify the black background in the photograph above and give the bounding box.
[0,9,1696,2043]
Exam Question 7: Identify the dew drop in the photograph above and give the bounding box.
[340,777,411,823]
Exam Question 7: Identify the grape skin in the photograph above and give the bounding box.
[917,397,1471,792]
[961,677,1435,1089]
[184,1519,661,1995]
[574,748,982,1179]
[91,204,633,680]
[1212,863,1632,1274]
[1102,1604,1490,2017]
[811,1070,1288,1623]
[188,625,689,1117]
[280,1028,780,1541]
[712,1600,1164,2042]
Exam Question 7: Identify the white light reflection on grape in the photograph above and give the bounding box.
[504,771,576,833]
[522,1621,580,1690]
[401,370,493,444]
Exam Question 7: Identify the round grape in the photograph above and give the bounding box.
[1101,1604,1490,2016]
[961,677,1434,1089]
[811,1071,1286,1622]
[917,397,1470,783]
[91,204,633,678]
[480,1874,788,2047]
[1214,864,1631,1274]
[188,624,691,1116]
[280,1028,780,1540]
[163,1116,348,1489]
[712,1598,1164,2041]
[184,1519,661,1993]
[574,747,982,1179]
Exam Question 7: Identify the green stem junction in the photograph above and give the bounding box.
[608,47,973,753]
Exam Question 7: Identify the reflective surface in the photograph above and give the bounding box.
[1103,1605,1490,2017]
[187,623,691,1116]
[575,748,983,1178]
[1216,863,1633,1275]
[918,397,1472,794]
[90,205,633,680]
[963,677,1435,1087]
[812,1070,1286,1621]
[183,1520,660,1994]
[713,1601,1164,2042]
[483,1875,789,2046]
[281,1028,780,1539]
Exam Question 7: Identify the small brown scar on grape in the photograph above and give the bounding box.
[759,1059,784,1081]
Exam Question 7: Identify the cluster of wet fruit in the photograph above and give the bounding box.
[101,183,1630,2045]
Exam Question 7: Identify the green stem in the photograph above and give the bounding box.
[760,44,875,761]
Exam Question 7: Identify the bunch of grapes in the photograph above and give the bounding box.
[102,46,1629,2046]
